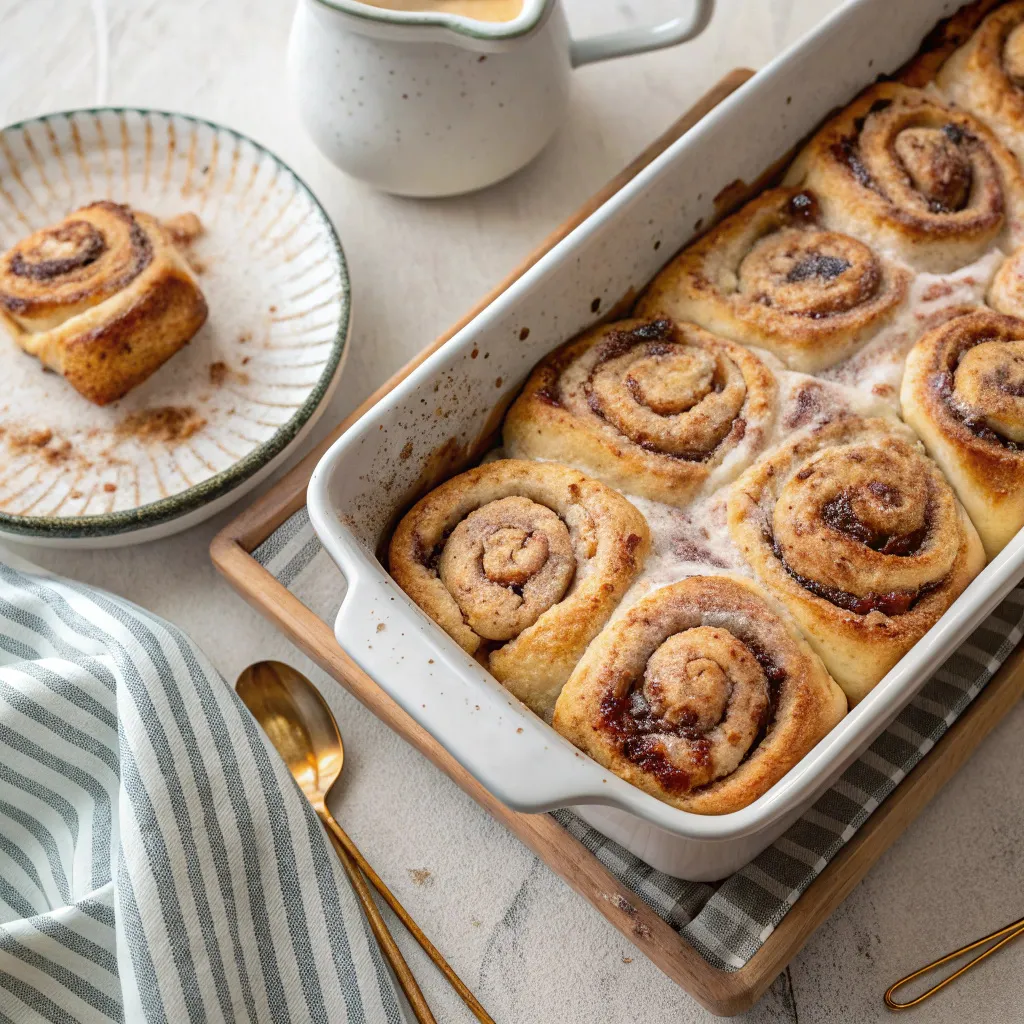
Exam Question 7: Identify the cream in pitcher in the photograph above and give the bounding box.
[289,0,714,196]
[356,0,523,21]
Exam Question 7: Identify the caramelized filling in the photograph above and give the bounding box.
[935,365,1024,453]
[771,535,930,616]
[597,641,785,794]
[820,491,929,555]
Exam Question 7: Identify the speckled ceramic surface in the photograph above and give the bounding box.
[288,0,714,196]
[0,109,349,546]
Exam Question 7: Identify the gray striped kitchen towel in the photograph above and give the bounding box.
[255,507,1024,974]
[0,556,403,1023]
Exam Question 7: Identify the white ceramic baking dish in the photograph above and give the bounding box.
[308,0,1024,881]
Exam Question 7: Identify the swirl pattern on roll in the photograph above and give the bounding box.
[937,1,1024,165]
[785,82,1024,273]
[901,307,1024,557]
[0,202,207,405]
[727,416,985,703]
[0,202,152,324]
[636,187,912,372]
[552,575,847,814]
[389,459,651,716]
[503,318,777,507]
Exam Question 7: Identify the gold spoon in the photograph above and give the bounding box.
[236,660,495,1024]
[885,914,1024,1010]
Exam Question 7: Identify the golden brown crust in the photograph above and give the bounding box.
[785,82,1024,273]
[552,575,847,814]
[901,0,1006,87]
[388,459,651,717]
[727,416,985,703]
[636,187,912,372]
[0,203,207,405]
[503,318,777,507]
[989,244,1024,317]
[901,307,1024,557]
[937,1,1024,163]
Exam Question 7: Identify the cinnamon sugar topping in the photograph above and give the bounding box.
[116,406,206,444]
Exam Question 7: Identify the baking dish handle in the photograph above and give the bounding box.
[323,540,621,813]
[569,0,714,68]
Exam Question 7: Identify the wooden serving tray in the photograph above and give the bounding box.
[211,70,1024,1015]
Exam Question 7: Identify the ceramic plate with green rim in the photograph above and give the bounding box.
[0,108,349,547]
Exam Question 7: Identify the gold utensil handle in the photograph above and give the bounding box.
[884,916,1024,1010]
[322,813,497,1024]
[325,823,438,1024]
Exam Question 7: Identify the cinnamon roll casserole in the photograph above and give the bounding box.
[390,2,1024,814]
[637,187,912,372]
[389,460,650,717]
[0,202,207,405]
[553,575,846,814]
[503,318,777,506]
[727,416,984,703]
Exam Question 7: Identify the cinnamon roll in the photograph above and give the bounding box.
[727,416,985,703]
[937,1,1024,165]
[636,188,911,372]
[785,83,1024,273]
[503,318,777,508]
[0,202,207,405]
[389,459,651,716]
[552,575,847,814]
[901,307,1024,557]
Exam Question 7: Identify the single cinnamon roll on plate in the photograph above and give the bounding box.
[901,307,1024,558]
[389,459,650,717]
[937,1,1024,165]
[785,83,1024,273]
[0,202,207,405]
[552,574,847,814]
[0,109,348,545]
[636,187,911,372]
[503,318,777,507]
[728,416,985,704]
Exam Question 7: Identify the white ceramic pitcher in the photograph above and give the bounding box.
[288,0,715,196]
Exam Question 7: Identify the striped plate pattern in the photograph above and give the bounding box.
[0,109,348,540]
[0,559,401,1023]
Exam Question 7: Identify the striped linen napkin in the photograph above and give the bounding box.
[0,558,403,1023]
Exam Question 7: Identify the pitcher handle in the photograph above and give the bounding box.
[569,0,715,68]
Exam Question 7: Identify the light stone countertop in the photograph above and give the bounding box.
[3,1,1024,1020]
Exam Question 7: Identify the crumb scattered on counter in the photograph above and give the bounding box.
[408,868,432,886]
